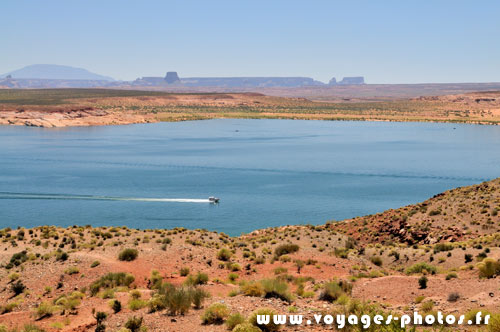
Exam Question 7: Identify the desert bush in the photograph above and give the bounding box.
[274,244,299,257]
[89,272,135,296]
[465,254,473,263]
[118,248,138,261]
[433,243,453,253]
[180,267,190,276]
[445,272,457,280]
[261,279,292,303]
[157,285,192,315]
[488,313,500,332]
[477,258,500,278]
[7,251,29,269]
[65,266,79,275]
[405,262,437,275]
[55,250,68,261]
[149,270,163,290]
[128,298,147,311]
[11,280,26,296]
[240,282,265,297]
[334,247,349,259]
[201,303,229,325]
[34,302,55,320]
[217,248,232,261]
[420,300,434,313]
[370,256,383,266]
[185,272,209,286]
[447,292,460,302]
[90,260,100,268]
[319,280,353,302]
[418,276,428,289]
[111,299,122,313]
[20,325,47,332]
[225,313,246,330]
[233,323,261,332]
[0,301,18,314]
[249,308,280,332]
[124,316,143,332]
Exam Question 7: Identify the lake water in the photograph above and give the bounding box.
[1,119,499,236]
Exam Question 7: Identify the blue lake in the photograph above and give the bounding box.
[1,119,499,236]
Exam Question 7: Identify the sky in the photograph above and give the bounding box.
[1,0,499,83]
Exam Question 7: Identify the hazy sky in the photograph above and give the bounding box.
[1,0,499,83]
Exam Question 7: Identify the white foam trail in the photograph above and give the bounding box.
[0,193,211,203]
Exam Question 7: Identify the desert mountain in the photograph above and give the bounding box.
[1,64,114,81]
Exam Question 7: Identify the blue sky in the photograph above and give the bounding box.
[1,0,499,83]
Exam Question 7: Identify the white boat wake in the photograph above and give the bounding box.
[0,192,212,203]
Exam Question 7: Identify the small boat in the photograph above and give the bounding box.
[208,196,220,204]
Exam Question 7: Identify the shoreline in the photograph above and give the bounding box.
[1,113,499,128]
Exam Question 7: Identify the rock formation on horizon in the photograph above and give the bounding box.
[338,77,365,85]
[165,71,180,84]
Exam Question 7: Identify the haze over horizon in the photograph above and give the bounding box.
[1,0,499,84]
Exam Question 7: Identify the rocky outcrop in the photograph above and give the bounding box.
[338,77,365,85]
[165,71,180,84]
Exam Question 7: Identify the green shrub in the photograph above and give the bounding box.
[240,282,265,297]
[111,299,122,313]
[128,298,147,311]
[185,272,209,286]
[488,313,500,332]
[165,287,192,315]
[34,302,55,320]
[233,323,261,332]
[226,313,246,330]
[20,325,47,332]
[405,262,437,275]
[55,251,68,262]
[249,308,280,332]
[89,272,135,296]
[149,270,163,290]
[118,248,138,261]
[0,301,19,314]
[318,280,353,302]
[334,247,349,259]
[124,316,143,332]
[65,266,79,275]
[433,243,453,253]
[465,253,473,263]
[445,272,457,280]
[11,280,26,296]
[201,303,229,325]
[261,279,292,303]
[180,267,190,276]
[370,256,383,266]
[274,244,299,257]
[91,261,100,268]
[420,300,434,313]
[447,292,460,302]
[418,276,428,289]
[191,288,210,309]
[217,248,233,261]
[477,258,500,278]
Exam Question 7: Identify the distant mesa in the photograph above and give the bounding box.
[329,76,365,85]
[0,64,114,81]
[0,64,366,89]
[165,71,180,84]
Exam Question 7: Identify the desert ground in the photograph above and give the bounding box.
[0,89,499,127]
[0,179,499,332]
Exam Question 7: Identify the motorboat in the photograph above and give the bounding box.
[208,196,220,204]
